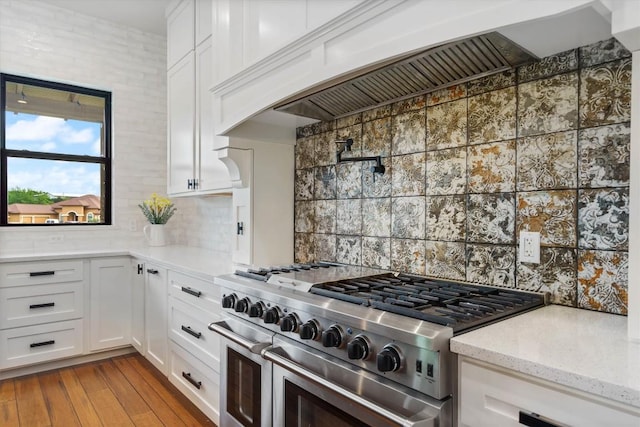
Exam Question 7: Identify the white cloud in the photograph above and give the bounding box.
[6,115,95,146]
[39,141,57,152]
[8,160,101,196]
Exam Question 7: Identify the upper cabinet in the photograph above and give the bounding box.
[167,0,231,197]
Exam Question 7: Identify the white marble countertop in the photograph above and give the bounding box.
[451,304,640,409]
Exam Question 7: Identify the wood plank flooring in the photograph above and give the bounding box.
[0,353,216,427]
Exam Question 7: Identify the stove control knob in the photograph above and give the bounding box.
[299,320,320,340]
[263,307,282,324]
[280,314,300,333]
[221,294,237,310]
[234,297,250,313]
[377,345,402,373]
[347,336,370,360]
[321,325,343,348]
[248,302,265,318]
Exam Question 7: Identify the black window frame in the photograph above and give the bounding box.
[0,73,112,226]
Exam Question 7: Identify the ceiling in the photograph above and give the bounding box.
[39,0,173,36]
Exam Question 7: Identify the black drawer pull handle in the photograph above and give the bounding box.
[181,286,202,298]
[30,340,55,348]
[519,411,566,427]
[182,371,202,389]
[30,302,55,309]
[181,325,202,339]
[147,269,159,275]
[30,271,55,277]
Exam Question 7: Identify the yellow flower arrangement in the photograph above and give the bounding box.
[138,193,176,224]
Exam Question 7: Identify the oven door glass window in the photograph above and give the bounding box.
[284,380,400,427]
[227,348,261,427]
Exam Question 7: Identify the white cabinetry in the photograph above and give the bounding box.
[131,260,145,354]
[167,0,231,196]
[144,263,168,375]
[88,257,131,351]
[459,357,640,427]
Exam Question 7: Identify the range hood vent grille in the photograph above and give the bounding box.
[274,32,536,121]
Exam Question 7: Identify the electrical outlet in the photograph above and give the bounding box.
[519,231,540,264]
[128,219,137,232]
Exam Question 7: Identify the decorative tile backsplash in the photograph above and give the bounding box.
[294,38,632,315]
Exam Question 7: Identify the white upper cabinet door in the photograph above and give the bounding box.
[168,0,196,69]
[195,0,213,46]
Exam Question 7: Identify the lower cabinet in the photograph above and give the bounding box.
[131,260,145,354]
[144,262,168,375]
[459,356,640,427]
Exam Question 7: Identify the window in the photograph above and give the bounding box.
[1,74,111,225]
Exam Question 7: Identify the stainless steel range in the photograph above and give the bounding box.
[209,263,546,427]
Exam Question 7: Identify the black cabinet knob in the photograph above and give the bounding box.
[280,314,299,332]
[377,346,402,372]
[321,326,342,348]
[248,302,265,318]
[299,320,319,340]
[263,307,281,324]
[347,336,370,360]
[221,294,237,309]
[234,298,250,313]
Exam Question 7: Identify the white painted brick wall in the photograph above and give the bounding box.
[0,0,232,255]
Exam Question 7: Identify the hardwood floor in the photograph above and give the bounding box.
[0,353,216,427]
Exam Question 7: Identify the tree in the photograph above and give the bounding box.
[8,187,53,205]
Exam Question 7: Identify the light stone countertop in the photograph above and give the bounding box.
[450,304,640,409]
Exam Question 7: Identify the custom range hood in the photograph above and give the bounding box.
[274,32,537,121]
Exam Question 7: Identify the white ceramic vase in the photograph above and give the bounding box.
[143,224,166,247]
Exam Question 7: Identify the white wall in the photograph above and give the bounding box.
[0,0,232,255]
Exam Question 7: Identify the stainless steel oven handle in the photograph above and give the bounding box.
[208,321,271,354]
[263,347,436,427]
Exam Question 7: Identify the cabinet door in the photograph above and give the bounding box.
[167,0,195,69]
[232,187,252,265]
[195,0,213,46]
[145,263,168,375]
[89,258,131,351]
[131,260,145,354]
[168,52,196,196]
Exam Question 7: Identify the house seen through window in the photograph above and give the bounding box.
[1,74,111,225]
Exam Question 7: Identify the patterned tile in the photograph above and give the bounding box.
[294,201,315,233]
[336,162,362,199]
[313,120,335,135]
[315,233,337,262]
[295,169,314,200]
[336,236,361,266]
[425,241,466,280]
[517,247,577,306]
[295,136,314,169]
[517,130,577,191]
[392,109,426,155]
[362,237,391,269]
[517,190,577,247]
[467,140,516,193]
[467,193,515,244]
[392,95,426,115]
[363,105,392,122]
[578,250,628,314]
[517,72,578,137]
[362,116,391,157]
[362,198,391,237]
[314,165,336,199]
[579,58,632,128]
[426,147,466,195]
[336,113,362,129]
[315,131,337,166]
[578,188,629,251]
[517,48,578,83]
[336,199,362,236]
[426,99,467,150]
[391,196,426,239]
[294,233,315,263]
[391,239,426,275]
[468,87,516,145]
[362,158,392,198]
[467,70,515,96]
[466,244,516,288]
[296,124,315,139]
[579,38,631,68]
[336,124,362,160]
[426,84,467,106]
[578,123,630,188]
[425,195,466,242]
[314,200,336,234]
[392,153,426,196]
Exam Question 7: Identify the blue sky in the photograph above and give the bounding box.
[5,113,102,197]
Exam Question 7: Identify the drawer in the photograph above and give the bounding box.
[168,271,220,315]
[0,260,83,287]
[168,296,221,371]
[168,341,220,424]
[0,319,84,370]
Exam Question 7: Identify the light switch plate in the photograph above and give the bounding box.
[519,231,540,264]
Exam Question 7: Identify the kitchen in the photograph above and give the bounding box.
[0,0,639,426]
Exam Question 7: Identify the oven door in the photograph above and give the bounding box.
[264,336,452,427]
[209,318,274,427]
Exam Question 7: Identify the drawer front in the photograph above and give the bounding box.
[168,296,221,371]
[168,271,220,315]
[0,260,83,287]
[0,282,83,329]
[0,319,84,370]
[168,341,220,424]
